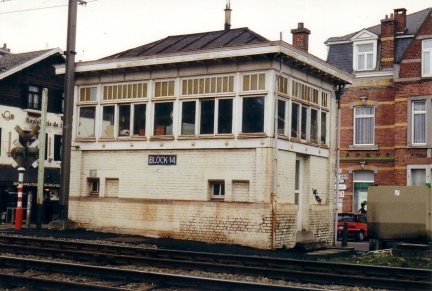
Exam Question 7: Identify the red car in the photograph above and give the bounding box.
[337,213,368,241]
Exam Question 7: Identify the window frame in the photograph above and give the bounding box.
[407,96,431,148]
[422,39,432,77]
[353,106,375,146]
[352,38,378,72]
[27,85,42,110]
[209,180,225,200]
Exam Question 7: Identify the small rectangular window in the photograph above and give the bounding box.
[88,178,100,195]
[242,73,265,91]
[209,181,225,199]
[28,85,41,110]
[154,80,175,97]
[321,111,327,144]
[217,99,233,134]
[300,106,307,140]
[79,86,97,102]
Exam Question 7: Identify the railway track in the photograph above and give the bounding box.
[0,234,431,290]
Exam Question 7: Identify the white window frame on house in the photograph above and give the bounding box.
[77,106,96,139]
[422,39,432,77]
[27,85,41,110]
[407,96,432,148]
[351,30,378,72]
[407,165,432,186]
[353,106,375,146]
[241,96,265,134]
[180,98,234,136]
[209,180,225,199]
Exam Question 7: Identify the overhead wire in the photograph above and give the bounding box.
[0,0,96,14]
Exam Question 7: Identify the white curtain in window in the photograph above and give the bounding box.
[411,169,426,186]
[423,39,432,75]
[413,101,426,144]
[354,107,374,145]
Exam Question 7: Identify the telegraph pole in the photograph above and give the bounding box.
[59,0,83,221]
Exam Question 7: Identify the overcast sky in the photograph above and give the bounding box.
[0,0,429,62]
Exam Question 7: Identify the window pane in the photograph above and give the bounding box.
[133,104,146,136]
[101,106,115,137]
[78,107,95,138]
[118,105,131,136]
[54,135,62,161]
[200,99,215,134]
[355,106,374,145]
[154,102,173,135]
[301,106,307,140]
[413,114,426,143]
[310,108,318,143]
[321,111,327,144]
[218,99,232,134]
[291,103,299,138]
[277,99,285,134]
[412,169,426,186]
[242,97,264,133]
[181,101,196,135]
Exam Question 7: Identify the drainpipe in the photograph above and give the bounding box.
[334,84,345,246]
[271,43,283,249]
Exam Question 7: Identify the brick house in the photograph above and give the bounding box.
[56,12,352,249]
[325,7,432,213]
[0,47,65,223]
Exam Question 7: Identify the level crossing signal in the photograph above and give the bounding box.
[10,125,40,168]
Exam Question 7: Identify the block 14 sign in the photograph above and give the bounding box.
[148,155,177,165]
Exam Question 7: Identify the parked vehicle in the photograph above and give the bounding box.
[337,213,368,241]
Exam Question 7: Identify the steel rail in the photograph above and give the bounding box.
[0,255,325,291]
[0,239,431,290]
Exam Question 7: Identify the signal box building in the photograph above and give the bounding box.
[57,24,351,249]
[0,47,65,223]
[326,7,432,213]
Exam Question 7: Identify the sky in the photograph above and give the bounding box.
[0,0,430,62]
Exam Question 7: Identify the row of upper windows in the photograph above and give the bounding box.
[353,38,432,76]
[78,73,330,108]
[76,96,329,145]
[352,97,431,147]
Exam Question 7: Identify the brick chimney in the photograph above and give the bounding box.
[380,14,395,69]
[0,43,11,57]
[394,8,407,33]
[291,22,310,52]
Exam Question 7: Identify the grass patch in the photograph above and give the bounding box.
[323,249,432,269]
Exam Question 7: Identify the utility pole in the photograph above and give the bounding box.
[36,89,48,228]
[59,0,84,221]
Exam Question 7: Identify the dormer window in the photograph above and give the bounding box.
[351,30,378,72]
[356,44,374,70]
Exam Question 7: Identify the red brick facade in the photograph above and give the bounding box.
[337,8,432,212]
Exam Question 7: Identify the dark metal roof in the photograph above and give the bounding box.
[325,7,432,73]
[104,27,269,59]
